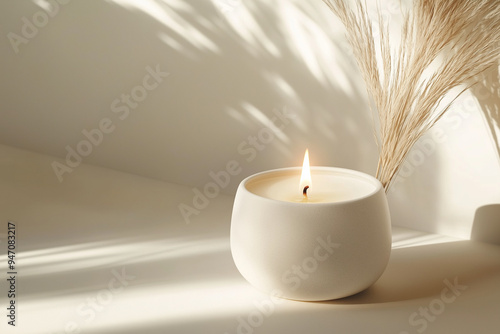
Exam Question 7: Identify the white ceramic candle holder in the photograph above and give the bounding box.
[230,167,391,301]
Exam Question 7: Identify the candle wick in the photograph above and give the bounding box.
[303,185,309,198]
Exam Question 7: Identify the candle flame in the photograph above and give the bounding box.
[300,149,311,196]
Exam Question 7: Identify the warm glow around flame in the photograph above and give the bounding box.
[300,149,311,193]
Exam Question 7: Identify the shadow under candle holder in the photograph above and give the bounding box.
[313,239,500,305]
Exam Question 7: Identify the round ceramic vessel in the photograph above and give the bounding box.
[230,167,391,301]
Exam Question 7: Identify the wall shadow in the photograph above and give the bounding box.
[0,0,377,196]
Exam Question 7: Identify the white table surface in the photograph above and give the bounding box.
[1,144,499,334]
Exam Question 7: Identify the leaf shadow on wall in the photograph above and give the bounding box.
[3,0,378,195]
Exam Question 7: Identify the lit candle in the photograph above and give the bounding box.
[230,149,392,301]
[299,149,311,201]
[245,149,377,203]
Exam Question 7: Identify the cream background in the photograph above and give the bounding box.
[1,0,499,238]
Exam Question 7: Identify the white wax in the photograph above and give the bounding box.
[245,168,378,203]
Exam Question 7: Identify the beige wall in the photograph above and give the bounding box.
[1,0,499,238]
